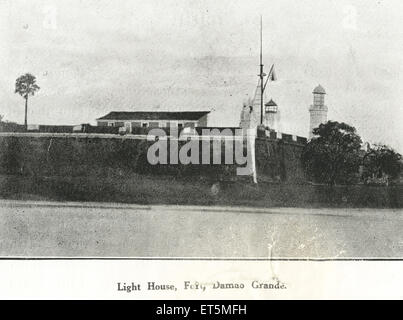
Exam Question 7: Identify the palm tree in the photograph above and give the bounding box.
[15,73,40,130]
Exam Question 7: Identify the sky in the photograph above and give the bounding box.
[0,0,402,151]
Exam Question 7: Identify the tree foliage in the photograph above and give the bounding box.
[362,144,402,184]
[302,121,362,185]
[14,73,40,128]
[15,73,40,98]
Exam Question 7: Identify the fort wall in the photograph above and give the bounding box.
[0,132,306,183]
[0,133,401,208]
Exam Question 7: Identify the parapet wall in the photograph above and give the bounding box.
[261,129,308,145]
[0,133,306,183]
[255,135,306,183]
[0,134,239,180]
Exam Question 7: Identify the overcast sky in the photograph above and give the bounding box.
[0,0,402,150]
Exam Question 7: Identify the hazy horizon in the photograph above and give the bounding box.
[0,0,402,151]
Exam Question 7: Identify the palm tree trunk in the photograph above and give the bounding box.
[24,96,28,130]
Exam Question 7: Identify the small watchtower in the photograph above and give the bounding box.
[309,85,328,139]
[264,99,279,130]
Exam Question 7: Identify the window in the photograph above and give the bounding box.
[265,106,277,113]
[314,95,324,105]
[142,122,148,128]
[166,121,177,128]
[184,122,195,128]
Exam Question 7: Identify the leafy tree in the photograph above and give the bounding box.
[302,121,362,185]
[0,114,3,122]
[14,73,40,129]
[362,144,402,184]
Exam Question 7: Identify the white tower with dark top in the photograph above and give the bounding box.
[309,84,328,139]
[264,98,280,131]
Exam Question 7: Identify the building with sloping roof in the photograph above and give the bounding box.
[96,111,210,131]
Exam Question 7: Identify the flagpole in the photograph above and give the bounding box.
[260,15,264,125]
[263,64,274,92]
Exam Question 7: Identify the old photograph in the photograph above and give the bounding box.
[0,0,402,261]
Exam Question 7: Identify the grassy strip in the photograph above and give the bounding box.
[0,174,401,208]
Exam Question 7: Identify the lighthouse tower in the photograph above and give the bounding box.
[264,99,280,131]
[309,84,328,139]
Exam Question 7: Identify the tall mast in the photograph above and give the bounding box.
[259,15,264,125]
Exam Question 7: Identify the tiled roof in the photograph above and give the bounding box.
[97,111,210,121]
[265,99,277,106]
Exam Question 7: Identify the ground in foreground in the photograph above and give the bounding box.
[0,200,402,258]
